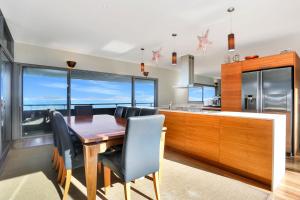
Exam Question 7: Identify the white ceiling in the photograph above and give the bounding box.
[1,0,300,77]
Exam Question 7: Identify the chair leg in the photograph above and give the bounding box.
[52,149,58,169]
[97,162,102,175]
[103,165,111,194]
[124,182,131,200]
[62,170,72,200]
[60,167,67,185]
[55,155,60,171]
[51,148,55,162]
[57,157,64,182]
[153,172,160,200]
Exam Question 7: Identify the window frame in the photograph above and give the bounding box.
[188,83,216,103]
[22,64,68,112]
[132,76,158,107]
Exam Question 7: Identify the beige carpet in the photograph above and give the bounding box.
[0,145,271,200]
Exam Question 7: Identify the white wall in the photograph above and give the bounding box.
[15,42,179,107]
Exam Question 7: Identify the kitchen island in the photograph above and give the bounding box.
[159,109,286,191]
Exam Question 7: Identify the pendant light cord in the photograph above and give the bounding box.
[230,12,233,33]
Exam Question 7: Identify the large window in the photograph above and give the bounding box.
[21,66,158,137]
[188,85,216,102]
[22,67,67,136]
[134,78,156,107]
[71,70,132,108]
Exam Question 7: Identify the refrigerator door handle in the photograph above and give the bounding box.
[259,71,263,113]
[260,72,263,113]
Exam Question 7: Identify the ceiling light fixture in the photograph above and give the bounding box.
[227,7,235,52]
[102,40,135,54]
[171,33,177,65]
[140,48,145,73]
[66,60,76,69]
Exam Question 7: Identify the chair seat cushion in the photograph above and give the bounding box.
[100,151,124,179]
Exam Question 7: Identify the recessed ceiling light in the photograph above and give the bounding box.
[102,40,135,54]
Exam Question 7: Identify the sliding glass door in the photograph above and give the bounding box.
[133,78,157,107]
[0,50,12,156]
[22,67,67,137]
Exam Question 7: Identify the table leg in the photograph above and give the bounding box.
[83,144,99,200]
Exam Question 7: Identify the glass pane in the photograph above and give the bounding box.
[71,70,132,108]
[203,86,216,101]
[0,52,12,153]
[134,79,155,107]
[188,87,203,102]
[22,67,67,137]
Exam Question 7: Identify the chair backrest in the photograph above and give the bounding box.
[121,107,128,118]
[125,107,140,118]
[74,105,93,116]
[49,110,57,146]
[53,111,75,169]
[121,115,165,182]
[114,106,124,118]
[139,108,158,116]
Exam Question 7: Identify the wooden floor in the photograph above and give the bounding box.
[11,135,300,200]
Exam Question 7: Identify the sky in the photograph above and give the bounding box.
[23,68,155,110]
[188,86,215,102]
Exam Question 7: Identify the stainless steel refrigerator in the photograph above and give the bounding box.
[242,67,293,155]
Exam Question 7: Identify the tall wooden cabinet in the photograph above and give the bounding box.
[221,52,300,154]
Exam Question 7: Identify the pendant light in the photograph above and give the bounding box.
[140,48,145,72]
[171,33,177,65]
[227,7,235,52]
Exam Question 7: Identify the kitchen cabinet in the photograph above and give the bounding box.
[221,62,242,111]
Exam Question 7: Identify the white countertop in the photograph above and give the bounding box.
[159,109,286,120]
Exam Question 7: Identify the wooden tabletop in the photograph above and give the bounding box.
[65,114,127,144]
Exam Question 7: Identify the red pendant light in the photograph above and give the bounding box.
[171,33,177,65]
[228,33,235,51]
[227,7,235,52]
[172,52,177,65]
[140,48,145,72]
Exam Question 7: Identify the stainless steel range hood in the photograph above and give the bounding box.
[175,55,195,88]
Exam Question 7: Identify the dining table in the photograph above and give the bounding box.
[65,114,166,200]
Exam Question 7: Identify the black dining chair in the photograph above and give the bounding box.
[114,106,125,118]
[121,107,128,118]
[139,108,159,116]
[52,111,85,200]
[74,105,93,116]
[100,115,165,200]
[52,111,119,200]
[49,109,60,170]
[125,107,140,118]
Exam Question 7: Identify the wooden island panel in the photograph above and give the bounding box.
[160,110,285,190]
[219,117,273,184]
[163,111,186,151]
[185,114,220,162]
